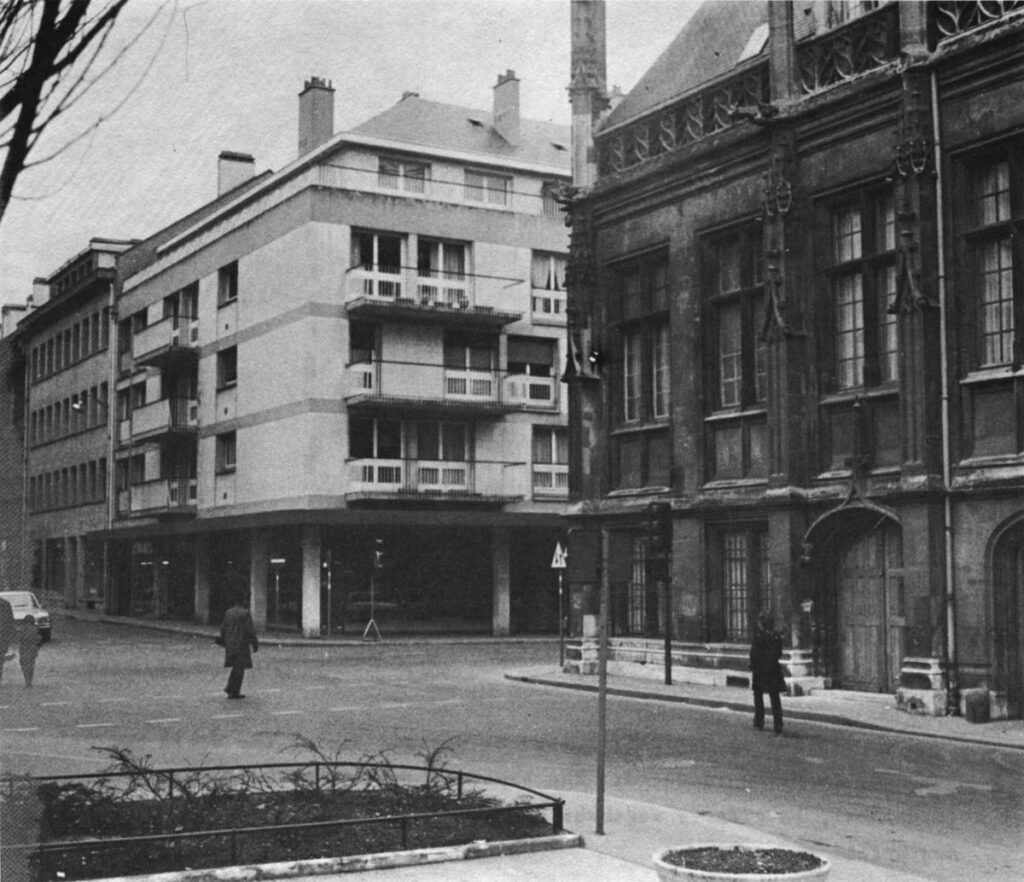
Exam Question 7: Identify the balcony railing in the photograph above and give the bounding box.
[531,289,566,323]
[116,478,197,517]
[797,3,900,95]
[132,316,199,365]
[935,0,1024,40]
[531,463,569,497]
[347,459,528,500]
[345,360,559,412]
[119,398,199,443]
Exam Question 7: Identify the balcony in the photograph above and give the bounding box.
[345,360,559,418]
[132,316,199,368]
[118,398,198,444]
[116,477,197,518]
[346,459,527,503]
[346,265,521,329]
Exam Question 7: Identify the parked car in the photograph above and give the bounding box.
[0,592,52,642]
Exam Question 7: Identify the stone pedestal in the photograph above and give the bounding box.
[563,615,600,674]
[896,656,946,716]
[781,648,829,695]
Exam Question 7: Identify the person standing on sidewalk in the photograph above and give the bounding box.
[217,590,259,699]
[0,596,15,685]
[749,611,785,735]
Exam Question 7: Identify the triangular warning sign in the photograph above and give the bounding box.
[550,542,567,569]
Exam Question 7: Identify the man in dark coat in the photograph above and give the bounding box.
[749,611,785,734]
[217,591,259,699]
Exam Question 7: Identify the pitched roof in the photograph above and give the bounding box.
[602,0,770,133]
[352,95,571,171]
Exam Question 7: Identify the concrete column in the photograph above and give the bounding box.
[301,525,321,637]
[153,552,168,618]
[74,535,87,607]
[194,535,211,624]
[249,531,268,631]
[64,536,77,608]
[492,527,511,636]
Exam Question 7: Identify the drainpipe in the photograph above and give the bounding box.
[931,71,958,715]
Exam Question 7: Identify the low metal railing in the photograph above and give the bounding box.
[2,760,565,880]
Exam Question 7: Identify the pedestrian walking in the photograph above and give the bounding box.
[749,610,786,735]
[0,596,15,686]
[216,591,259,699]
[18,615,42,687]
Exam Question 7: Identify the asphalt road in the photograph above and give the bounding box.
[1,618,1021,882]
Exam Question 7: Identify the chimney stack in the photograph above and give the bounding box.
[218,151,255,195]
[31,277,49,309]
[492,70,520,146]
[299,77,335,155]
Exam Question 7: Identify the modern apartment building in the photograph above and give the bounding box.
[13,240,132,609]
[103,73,571,636]
[564,0,1024,719]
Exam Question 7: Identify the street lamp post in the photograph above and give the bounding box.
[270,557,286,629]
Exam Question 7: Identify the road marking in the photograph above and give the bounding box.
[99,698,129,703]
[301,685,326,691]
[75,723,115,729]
[211,713,244,720]
[327,698,463,713]
[2,727,39,733]
[271,710,303,716]
[41,701,72,707]
[146,718,181,724]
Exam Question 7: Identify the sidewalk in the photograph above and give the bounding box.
[505,664,1024,751]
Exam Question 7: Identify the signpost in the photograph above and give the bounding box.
[269,557,286,629]
[551,541,567,666]
[362,539,383,642]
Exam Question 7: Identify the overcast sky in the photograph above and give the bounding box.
[0,0,700,309]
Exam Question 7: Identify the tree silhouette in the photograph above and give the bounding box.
[0,0,138,227]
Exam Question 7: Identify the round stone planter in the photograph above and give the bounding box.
[653,844,831,881]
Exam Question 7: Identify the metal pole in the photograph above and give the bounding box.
[596,526,609,835]
[663,565,672,686]
[558,569,565,668]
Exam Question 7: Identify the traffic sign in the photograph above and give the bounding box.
[551,542,567,569]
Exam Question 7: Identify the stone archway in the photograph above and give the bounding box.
[992,519,1024,719]
[804,503,903,693]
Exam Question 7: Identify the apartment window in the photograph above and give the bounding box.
[217,346,238,388]
[826,0,882,28]
[531,252,567,317]
[349,418,402,460]
[378,157,428,192]
[352,231,403,299]
[216,431,237,473]
[218,261,239,305]
[349,321,377,364]
[711,527,769,642]
[507,336,554,378]
[465,169,509,206]
[532,425,568,492]
[444,331,494,371]
[824,189,898,390]
[417,422,467,462]
[72,324,81,362]
[541,182,562,220]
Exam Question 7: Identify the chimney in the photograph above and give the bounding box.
[31,277,49,309]
[218,151,255,195]
[492,70,520,146]
[298,77,335,155]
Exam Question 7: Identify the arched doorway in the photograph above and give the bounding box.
[992,520,1024,718]
[806,504,903,693]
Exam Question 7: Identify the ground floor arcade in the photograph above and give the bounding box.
[96,511,565,637]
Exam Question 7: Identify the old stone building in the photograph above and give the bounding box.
[564,0,1024,718]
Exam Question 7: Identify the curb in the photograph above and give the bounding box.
[82,834,583,882]
[504,673,1024,751]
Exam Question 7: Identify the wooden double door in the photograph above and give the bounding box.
[994,526,1024,718]
[834,523,904,693]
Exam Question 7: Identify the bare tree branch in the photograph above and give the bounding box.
[0,0,158,227]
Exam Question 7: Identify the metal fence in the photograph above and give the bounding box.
[0,759,565,882]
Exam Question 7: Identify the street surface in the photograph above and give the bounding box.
[1,618,1021,882]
